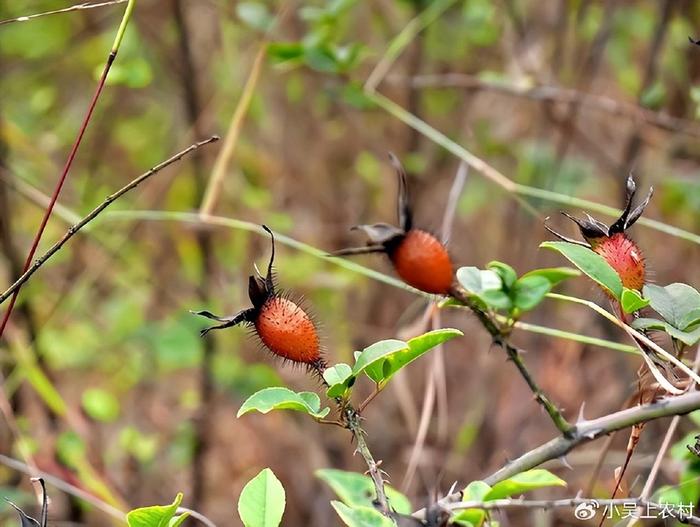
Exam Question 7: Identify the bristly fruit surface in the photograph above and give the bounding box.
[191,225,324,369]
[333,153,454,295]
[546,175,652,292]
[255,296,321,364]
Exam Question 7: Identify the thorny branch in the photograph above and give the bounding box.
[448,285,573,436]
[0,136,219,306]
[390,73,700,139]
[342,405,391,515]
[412,390,700,521]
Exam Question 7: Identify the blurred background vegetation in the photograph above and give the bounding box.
[2,0,700,525]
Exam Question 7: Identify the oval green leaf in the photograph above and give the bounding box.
[512,275,551,312]
[484,469,566,500]
[237,387,330,419]
[451,480,492,526]
[127,493,189,527]
[621,287,650,314]
[356,330,463,385]
[487,261,517,289]
[456,267,501,294]
[238,468,285,527]
[520,267,581,287]
[317,468,411,515]
[330,501,395,527]
[644,283,700,330]
[540,241,623,299]
[323,363,354,398]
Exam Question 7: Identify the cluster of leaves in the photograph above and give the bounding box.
[452,470,566,527]
[633,283,700,347]
[455,261,579,319]
[237,0,364,75]
[122,466,565,527]
[543,241,700,345]
[238,329,462,419]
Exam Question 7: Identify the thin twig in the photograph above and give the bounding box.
[0,0,137,338]
[0,454,124,519]
[449,285,573,435]
[176,507,219,527]
[628,344,700,526]
[390,73,700,138]
[0,1,128,26]
[503,342,574,435]
[357,385,382,413]
[413,390,700,520]
[343,405,391,515]
[199,45,267,216]
[364,0,459,93]
[0,136,219,305]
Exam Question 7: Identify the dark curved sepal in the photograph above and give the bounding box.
[560,212,608,241]
[609,176,653,234]
[388,152,412,232]
[543,216,591,247]
[191,308,255,336]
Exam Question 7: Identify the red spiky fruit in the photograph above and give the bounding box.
[192,226,325,372]
[255,297,321,364]
[333,153,455,295]
[390,230,453,294]
[546,175,653,292]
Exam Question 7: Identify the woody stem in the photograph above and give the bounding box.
[449,285,574,436]
[343,404,390,515]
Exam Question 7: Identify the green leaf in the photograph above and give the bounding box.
[330,501,395,527]
[452,481,492,526]
[236,2,274,32]
[81,388,120,423]
[631,318,667,331]
[620,287,651,314]
[520,267,581,287]
[353,339,407,383]
[127,494,189,527]
[484,469,566,500]
[632,318,700,347]
[238,468,285,527]
[316,469,411,514]
[478,289,513,311]
[323,363,354,398]
[355,330,463,385]
[456,267,501,294]
[267,42,305,64]
[487,261,517,289]
[643,283,700,330]
[237,387,330,419]
[540,241,623,299]
[511,276,551,312]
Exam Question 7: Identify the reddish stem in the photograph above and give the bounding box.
[0,52,117,338]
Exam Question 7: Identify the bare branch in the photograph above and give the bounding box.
[0,136,219,306]
[0,1,127,26]
[390,73,700,138]
[413,390,700,520]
